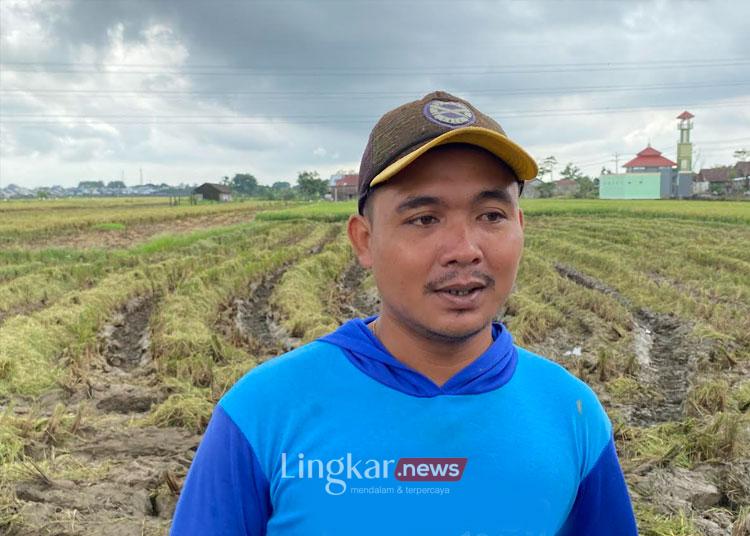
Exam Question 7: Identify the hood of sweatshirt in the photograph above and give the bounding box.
[317,315,518,398]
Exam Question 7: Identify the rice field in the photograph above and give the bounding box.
[0,197,748,535]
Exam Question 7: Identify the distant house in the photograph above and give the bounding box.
[193,183,232,202]
[520,178,545,198]
[331,174,358,201]
[552,179,578,197]
[695,166,733,193]
[695,162,750,194]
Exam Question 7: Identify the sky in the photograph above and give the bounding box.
[1,0,749,189]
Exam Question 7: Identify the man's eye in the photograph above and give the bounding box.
[408,215,438,226]
[481,211,507,222]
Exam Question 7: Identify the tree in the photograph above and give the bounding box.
[537,182,555,198]
[229,173,259,196]
[107,180,126,189]
[297,170,328,199]
[574,176,598,198]
[536,156,557,182]
[709,182,726,195]
[559,162,584,182]
[733,149,748,162]
[78,180,105,189]
[272,181,291,190]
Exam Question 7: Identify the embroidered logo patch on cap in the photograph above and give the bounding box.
[423,99,476,128]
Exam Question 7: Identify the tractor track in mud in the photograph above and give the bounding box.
[221,226,343,362]
[554,262,699,426]
[332,260,380,324]
[225,266,298,359]
[8,293,200,536]
[553,263,750,536]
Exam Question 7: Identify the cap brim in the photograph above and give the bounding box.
[368,126,538,188]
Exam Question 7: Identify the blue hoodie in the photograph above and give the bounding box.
[170,316,638,535]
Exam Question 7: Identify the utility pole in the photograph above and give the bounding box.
[613,152,620,174]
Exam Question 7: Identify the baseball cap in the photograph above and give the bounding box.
[357,90,538,215]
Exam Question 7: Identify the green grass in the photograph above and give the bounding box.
[619,413,749,469]
[1,197,749,532]
[520,198,750,224]
[141,380,214,433]
[269,227,352,342]
[0,197,279,243]
[256,201,354,222]
[634,504,700,536]
[0,258,194,397]
[254,198,750,225]
[686,379,730,416]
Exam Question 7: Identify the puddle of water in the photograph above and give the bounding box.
[633,319,653,368]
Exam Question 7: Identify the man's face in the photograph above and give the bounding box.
[351,144,524,342]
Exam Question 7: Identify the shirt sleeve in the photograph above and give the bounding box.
[169,404,272,535]
[558,435,638,536]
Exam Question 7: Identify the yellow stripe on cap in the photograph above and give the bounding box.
[368,126,538,188]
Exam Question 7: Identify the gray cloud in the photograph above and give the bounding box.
[1,0,749,187]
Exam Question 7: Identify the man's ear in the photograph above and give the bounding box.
[347,214,374,268]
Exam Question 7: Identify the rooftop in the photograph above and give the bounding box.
[623,146,676,169]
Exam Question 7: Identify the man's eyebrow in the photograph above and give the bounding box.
[395,195,447,214]
[473,188,515,205]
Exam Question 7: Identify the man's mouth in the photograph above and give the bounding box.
[428,275,495,308]
[435,280,488,294]
[445,289,475,296]
[432,281,489,307]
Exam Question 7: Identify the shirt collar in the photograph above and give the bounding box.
[317,315,518,398]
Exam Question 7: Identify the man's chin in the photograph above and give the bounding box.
[421,316,490,344]
[384,301,493,344]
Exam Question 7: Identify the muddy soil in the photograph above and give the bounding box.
[227,266,299,359]
[7,294,201,535]
[222,227,344,361]
[553,262,700,425]
[629,309,701,424]
[0,302,49,329]
[553,263,749,535]
[25,211,256,250]
[333,261,380,323]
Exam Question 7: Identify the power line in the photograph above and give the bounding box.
[2,59,749,76]
[691,136,750,146]
[572,141,750,171]
[3,80,749,99]
[3,57,748,71]
[3,98,748,124]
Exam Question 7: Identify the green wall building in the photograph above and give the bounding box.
[599,172,670,199]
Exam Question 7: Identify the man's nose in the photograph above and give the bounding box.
[440,220,482,266]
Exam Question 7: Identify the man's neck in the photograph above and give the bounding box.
[368,313,494,388]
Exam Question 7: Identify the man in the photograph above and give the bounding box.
[170,91,638,535]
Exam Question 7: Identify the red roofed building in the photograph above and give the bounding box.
[623,146,677,173]
[331,173,359,201]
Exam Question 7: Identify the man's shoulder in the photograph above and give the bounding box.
[513,345,614,471]
[515,345,589,388]
[220,340,343,407]
[513,345,608,416]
